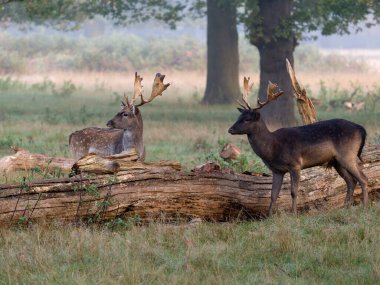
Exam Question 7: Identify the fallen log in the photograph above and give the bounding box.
[0,146,75,173]
[0,147,379,226]
[72,149,181,174]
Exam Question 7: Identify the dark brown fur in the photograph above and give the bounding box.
[229,109,368,216]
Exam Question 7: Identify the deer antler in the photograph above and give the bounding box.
[286,58,317,124]
[133,72,143,101]
[251,81,284,110]
[122,72,142,107]
[238,76,254,109]
[135,73,170,107]
[123,92,133,107]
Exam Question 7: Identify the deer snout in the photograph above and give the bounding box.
[228,127,237,135]
[106,120,114,128]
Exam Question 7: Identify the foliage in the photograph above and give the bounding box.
[0,33,370,74]
[310,81,380,112]
[0,0,187,29]
[2,1,379,43]
[237,0,380,45]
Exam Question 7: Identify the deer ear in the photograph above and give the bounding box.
[237,108,245,113]
[252,111,261,121]
[132,105,136,115]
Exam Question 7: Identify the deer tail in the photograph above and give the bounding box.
[358,126,367,162]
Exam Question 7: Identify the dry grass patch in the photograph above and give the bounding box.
[0,205,378,284]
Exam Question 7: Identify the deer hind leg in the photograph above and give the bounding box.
[333,161,357,207]
[268,172,284,217]
[336,157,368,207]
[289,168,301,215]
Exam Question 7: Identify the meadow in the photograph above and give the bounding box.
[0,33,379,284]
[0,76,379,284]
[0,206,379,284]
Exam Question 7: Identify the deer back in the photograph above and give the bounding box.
[69,105,144,160]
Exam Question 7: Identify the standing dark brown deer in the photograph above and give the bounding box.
[228,77,368,216]
[69,72,170,161]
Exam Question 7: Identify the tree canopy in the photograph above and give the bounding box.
[1,0,379,125]
[1,0,378,41]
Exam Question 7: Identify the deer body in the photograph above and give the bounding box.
[229,109,368,216]
[246,118,365,171]
[69,72,170,161]
[69,106,145,160]
[229,71,367,216]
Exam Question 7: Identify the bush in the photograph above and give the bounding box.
[0,33,369,74]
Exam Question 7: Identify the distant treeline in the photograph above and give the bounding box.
[0,33,368,74]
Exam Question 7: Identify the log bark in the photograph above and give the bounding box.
[72,149,181,174]
[0,147,75,173]
[0,147,379,227]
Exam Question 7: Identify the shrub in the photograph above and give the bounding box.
[0,33,369,73]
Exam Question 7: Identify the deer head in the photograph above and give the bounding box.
[229,77,284,135]
[106,72,170,130]
[106,95,142,130]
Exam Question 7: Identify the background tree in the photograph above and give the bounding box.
[203,0,240,104]
[1,0,379,127]
[238,0,380,127]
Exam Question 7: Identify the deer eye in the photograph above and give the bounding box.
[123,113,128,117]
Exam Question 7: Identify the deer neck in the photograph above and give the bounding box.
[247,119,277,161]
[122,128,141,147]
[122,116,144,153]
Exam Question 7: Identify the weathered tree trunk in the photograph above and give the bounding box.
[0,147,74,173]
[286,59,318,124]
[202,0,240,104]
[0,147,379,227]
[250,0,296,128]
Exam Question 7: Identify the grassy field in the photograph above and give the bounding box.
[0,206,379,284]
[0,74,379,163]
[0,72,379,284]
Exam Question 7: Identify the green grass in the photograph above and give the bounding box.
[0,80,379,182]
[0,82,379,284]
[0,84,272,177]
[0,206,379,284]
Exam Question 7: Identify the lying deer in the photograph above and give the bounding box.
[69,72,170,161]
[228,76,368,217]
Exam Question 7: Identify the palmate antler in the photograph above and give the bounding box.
[123,72,170,108]
[123,72,143,108]
[238,77,284,110]
[255,81,284,109]
[238,76,254,109]
[134,73,170,107]
[133,72,143,101]
[286,58,317,124]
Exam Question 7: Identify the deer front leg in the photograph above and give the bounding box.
[289,168,301,215]
[268,172,284,217]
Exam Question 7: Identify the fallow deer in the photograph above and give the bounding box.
[228,75,368,217]
[69,72,170,161]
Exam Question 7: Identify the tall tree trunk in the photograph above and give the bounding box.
[202,0,240,104]
[251,0,296,128]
